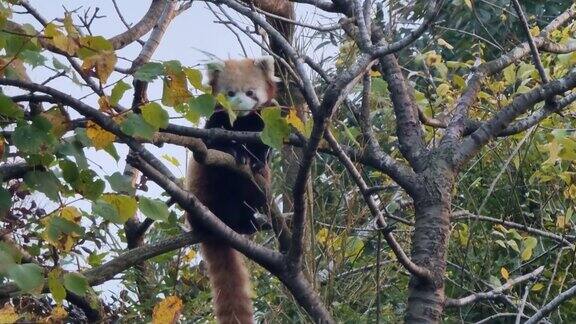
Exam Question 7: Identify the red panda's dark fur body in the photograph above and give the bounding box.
[186,57,277,324]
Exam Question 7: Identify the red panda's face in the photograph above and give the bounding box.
[207,56,279,116]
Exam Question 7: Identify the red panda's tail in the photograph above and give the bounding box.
[201,241,254,324]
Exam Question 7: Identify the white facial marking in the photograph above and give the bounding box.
[230,93,258,116]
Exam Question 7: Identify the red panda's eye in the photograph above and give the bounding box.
[245,90,254,96]
[227,91,236,97]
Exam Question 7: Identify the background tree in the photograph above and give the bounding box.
[0,0,575,323]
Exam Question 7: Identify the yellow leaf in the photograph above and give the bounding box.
[437,38,454,50]
[152,295,183,324]
[101,194,138,223]
[86,121,116,150]
[424,51,442,66]
[98,96,112,113]
[436,83,450,97]
[183,249,197,262]
[81,51,117,83]
[41,206,82,252]
[530,26,541,37]
[50,305,68,321]
[63,13,79,38]
[568,184,576,199]
[503,64,516,85]
[0,304,19,324]
[531,283,544,292]
[316,228,329,245]
[464,0,472,9]
[53,33,79,56]
[521,247,533,261]
[285,109,306,135]
[369,70,381,77]
[556,216,566,229]
[41,107,70,137]
[500,267,509,280]
[162,71,192,107]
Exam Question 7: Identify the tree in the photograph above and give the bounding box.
[0,0,575,323]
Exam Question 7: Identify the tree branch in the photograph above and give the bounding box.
[0,232,200,298]
[454,69,576,167]
[445,266,544,307]
[525,283,576,324]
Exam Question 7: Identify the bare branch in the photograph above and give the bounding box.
[441,5,576,145]
[0,162,36,181]
[324,130,431,280]
[452,211,575,247]
[123,1,177,73]
[108,0,168,49]
[511,0,550,84]
[454,69,576,166]
[445,266,544,307]
[525,283,576,324]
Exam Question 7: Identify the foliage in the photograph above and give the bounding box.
[0,0,574,323]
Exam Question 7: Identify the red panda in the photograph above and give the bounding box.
[186,56,278,324]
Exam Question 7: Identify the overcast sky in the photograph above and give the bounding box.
[9,1,336,297]
[18,1,333,183]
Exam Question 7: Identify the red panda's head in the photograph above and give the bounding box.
[207,56,280,116]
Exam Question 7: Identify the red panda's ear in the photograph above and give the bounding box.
[206,61,225,83]
[254,56,281,82]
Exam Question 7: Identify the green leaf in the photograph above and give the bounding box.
[141,102,169,129]
[260,107,290,149]
[184,67,210,92]
[7,263,44,293]
[104,142,120,162]
[24,170,61,202]
[101,194,137,223]
[77,35,113,59]
[0,249,15,272]
[44,216,84,242]
[92,200,120,223]
[48,269,66,303]
[73,169,105,201]
[507,239,520,253]
[371,78,388,97]
[105,172,135,195]
[13,118,57,155]
[93,194,138,224]
[162,154,180,167]
[139,197,169,222]
[524,237,538,250]
[110,80,131,106]
[189,94,216,117]
[87,252,107,267]
[344,237,364,259]
[0,187,10,213]
[120,113,156,140]
[174,102,199,124]
[63,272,89,297]
[0,93,23,119]
[52,57,69,71]
[134,62,164,81]
[20,49,46,68]
[59,159,79,184]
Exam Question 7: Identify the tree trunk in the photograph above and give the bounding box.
[405,165,454,323]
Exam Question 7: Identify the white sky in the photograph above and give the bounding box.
[9,0,338,300]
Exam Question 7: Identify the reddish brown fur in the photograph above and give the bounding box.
[201,241,253,324]
[187,57,277,324]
